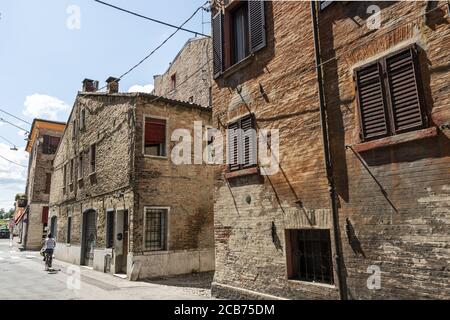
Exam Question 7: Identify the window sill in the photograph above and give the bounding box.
[143,154,168,160]
[351,127,438,153]
[220,54,255,79]
[287,279,336,289]
[225,166,259,179]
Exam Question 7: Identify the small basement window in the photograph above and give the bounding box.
[144,117,167,157]
[286,229,334,285]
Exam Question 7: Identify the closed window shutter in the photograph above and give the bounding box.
[356,63,390,141]
[385,47,425,134]
[212,12,224,76]
[248,0,266,53]
[241,115,257,168]
[145,118,166,145]
[228,122,240,171]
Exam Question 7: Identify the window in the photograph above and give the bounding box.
[63,164,67,191]
[286,229,334,285]
[90,144,96,173]
[80,109,86,130]
[355,45,427,141]
[78,154,83,179]
[42,135,60,154]
[144,117,167,157]
[170,74,176,91]
[45,173,51,194]
[72,120,76,138]
[319,1,334,10]
[67,216,72,244]
[69,159,74,184]
[106,211,114,249]
[231,4,249,65]
[144,208,168,251]
[227,114,257,171]
[212,0,266,76]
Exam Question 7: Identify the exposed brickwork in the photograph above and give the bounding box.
[153,37,213,107]
[211,1,450,300]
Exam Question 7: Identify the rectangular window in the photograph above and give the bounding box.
[45,173,51,194]
[355,45,427,141]
[170,74,176,91]
[231,4,249,65]
[63,164,67,190]
[212,1,266,76]
[144,117,167,157]
[144,208,168,251]
[72,120,76,138]
[227,114,257,172]
[90,144,96,173]
[67,216,72,244]
[78,154,83,179]
[70,159,74,184]
[286,229,334,285]
[80,109,86,130]
[42,135,60,154]
[106,211,114,249]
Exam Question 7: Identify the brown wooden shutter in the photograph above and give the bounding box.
[42,207,49,224]
[228,122,240,171]
[248,0,266,53]
[355,62,390,141]
[212,12,224,76]
[385,46,425,134]
[145,118,166,145]
[241,115,257,168]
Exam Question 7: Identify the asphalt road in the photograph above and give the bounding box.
[0,239,212,300]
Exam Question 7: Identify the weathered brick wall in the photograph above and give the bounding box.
[153,37,213,107]
[49,94,136,248]
[131,95,214,254]
[211,1,339,299]
[320,1,450,299]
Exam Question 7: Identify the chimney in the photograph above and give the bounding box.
[82,78,99,92]
[106,77,120,93]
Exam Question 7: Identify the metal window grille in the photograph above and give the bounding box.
[287,229,334,285]
[145,209,167,251]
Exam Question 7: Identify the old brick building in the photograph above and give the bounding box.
[49,78,214,279]
[210,0,449,299]
[153,37,213,107]
[21,119,65,250]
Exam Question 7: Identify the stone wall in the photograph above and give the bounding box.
[153,37,213,107]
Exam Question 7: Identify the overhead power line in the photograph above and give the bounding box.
[80,1,209,96]
[0,155,27,168]
[0,109,31,125]
[93,0,210,37]
[0,136,18,149]
[0,118,29,133]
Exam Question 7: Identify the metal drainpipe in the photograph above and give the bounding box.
[310,1,347,300]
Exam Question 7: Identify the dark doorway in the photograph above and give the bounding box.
[81,210,96,267]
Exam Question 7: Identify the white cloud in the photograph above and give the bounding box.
[23,94,69,121]
[128,84,154,94]
[17,130,28,138]
[0,143,28,209]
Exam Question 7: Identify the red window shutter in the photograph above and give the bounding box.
[145,118,166,145]
[42,207,49,224]
[385,46,425,134]
[355,62,390,141]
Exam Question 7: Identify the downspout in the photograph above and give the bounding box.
[310,1,347,300]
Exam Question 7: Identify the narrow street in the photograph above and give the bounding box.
[0,239,213,300]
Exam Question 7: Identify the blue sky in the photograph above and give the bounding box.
[0,0,210,210]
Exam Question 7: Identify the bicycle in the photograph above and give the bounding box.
[44,249,53,271]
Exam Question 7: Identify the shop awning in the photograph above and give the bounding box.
[13,207,26,224]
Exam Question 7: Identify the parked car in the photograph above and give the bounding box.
[0,226,10,239]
